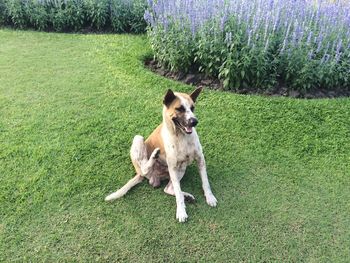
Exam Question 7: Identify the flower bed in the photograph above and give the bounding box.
[145,0,350,94]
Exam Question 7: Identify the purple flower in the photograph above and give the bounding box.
[144,10,153,26]
[147,0,153,9]
[220,13,227,32]
[308,49,314,60]
[335,39,343,63]
[306,31,313,45]
[264,37,270,52]
[225,32,232,46]
[247,29,252,46]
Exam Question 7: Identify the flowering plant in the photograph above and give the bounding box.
[145,0,350,91]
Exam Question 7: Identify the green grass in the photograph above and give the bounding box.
[0,29,349,262]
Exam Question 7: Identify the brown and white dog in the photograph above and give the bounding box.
[105,87,217,222]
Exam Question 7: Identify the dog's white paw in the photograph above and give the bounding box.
[206,193,217,207]
[176,207,188,223]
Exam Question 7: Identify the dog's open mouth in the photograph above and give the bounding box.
[173,119,193,134]
[183,126,193,134]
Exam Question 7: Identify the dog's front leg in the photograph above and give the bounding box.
[196,154,217,207]
[168,164,187,222]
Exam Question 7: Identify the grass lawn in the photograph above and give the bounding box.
[0,29,350,262]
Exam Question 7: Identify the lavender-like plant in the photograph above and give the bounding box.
[145,0,350,91]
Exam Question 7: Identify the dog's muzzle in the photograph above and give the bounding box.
[173,117,198,134]
[183,117,198,134]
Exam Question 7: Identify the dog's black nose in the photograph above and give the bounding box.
[189,118,198,127]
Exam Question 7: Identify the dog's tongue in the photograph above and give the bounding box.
[185,126,193,133]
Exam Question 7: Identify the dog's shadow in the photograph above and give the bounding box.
[110,160,242,208]
[171,163,240,203]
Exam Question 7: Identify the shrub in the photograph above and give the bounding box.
[0,0,147,33]
[145,0,350,92]
[85,0,109,30]
[0,0,8,25]
[27,1,49,30]
[5,0,28,28]
[110,0,147,33]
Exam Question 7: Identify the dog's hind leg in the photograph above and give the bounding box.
[130,135,160,177]
[105,135,160,202]
[105,135,148,202]
[164,181,195,203]
[105,174,144,201]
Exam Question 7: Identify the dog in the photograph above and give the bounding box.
[105,87,217,222]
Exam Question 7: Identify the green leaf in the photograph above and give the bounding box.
[223,78,230,88]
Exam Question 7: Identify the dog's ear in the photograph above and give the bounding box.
[190,86,203,102]
[163,89,176,107]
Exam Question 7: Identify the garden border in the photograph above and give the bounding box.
[145,59,350,99]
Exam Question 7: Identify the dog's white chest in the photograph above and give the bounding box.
[175,138,196,166]
[162,127,198,169]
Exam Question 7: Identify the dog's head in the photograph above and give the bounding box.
[163,87,203,135]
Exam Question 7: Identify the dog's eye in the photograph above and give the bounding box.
[190,106,195,112]
[175,105,185,112]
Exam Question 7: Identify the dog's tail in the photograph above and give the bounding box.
[105,174,144,201]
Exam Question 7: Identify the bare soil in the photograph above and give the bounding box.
[145,59,350,99]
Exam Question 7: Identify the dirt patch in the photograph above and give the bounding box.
[145,59,350,99]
